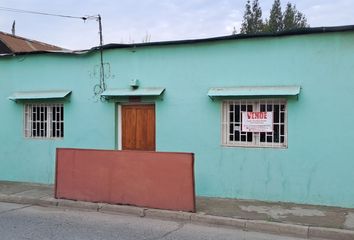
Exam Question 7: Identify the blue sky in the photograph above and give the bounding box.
[0,0,353,50]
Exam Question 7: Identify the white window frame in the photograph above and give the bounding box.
[24,103,64,139]
[222,99,287,148]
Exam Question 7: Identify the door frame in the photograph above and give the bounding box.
[116,102,155,150]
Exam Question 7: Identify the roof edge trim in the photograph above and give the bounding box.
[1,25,354,57]
[8,90,72,101]
[208,86,301,98]
[101,87,165,97]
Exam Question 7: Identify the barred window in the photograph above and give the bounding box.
[222,99,287,148]
[24,104,64,139]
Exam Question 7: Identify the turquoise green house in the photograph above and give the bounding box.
[1,25,354,208]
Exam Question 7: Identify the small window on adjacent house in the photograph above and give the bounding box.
[222,99,287,148]
[24,103,64,139]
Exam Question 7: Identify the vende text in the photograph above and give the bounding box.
[247,112,268,119]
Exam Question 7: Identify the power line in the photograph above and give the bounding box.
[0,6,107,97]
[0,6,89,20]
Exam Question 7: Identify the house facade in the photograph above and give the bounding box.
[1,26,354,208]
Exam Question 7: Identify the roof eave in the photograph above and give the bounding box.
[1,24,354,57]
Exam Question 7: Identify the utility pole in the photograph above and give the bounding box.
[98,14,106,92]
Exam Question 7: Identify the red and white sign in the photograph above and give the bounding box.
[242,112,273,132]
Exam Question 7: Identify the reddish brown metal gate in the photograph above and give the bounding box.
[55,148,196,212]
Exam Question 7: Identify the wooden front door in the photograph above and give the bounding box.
[122,104,155,151]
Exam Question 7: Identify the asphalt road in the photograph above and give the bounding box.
[0,202,308,240]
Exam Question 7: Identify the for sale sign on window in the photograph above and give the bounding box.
[242,112,273,132]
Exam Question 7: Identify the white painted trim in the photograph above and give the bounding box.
[117,104,122,150]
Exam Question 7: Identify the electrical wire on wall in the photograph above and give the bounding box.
[92,14,107,100]
[0,6,107,99]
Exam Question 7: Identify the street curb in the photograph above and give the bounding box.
[57,199,99,211]
[191,213,246,229]
[145,208,192,221]
[1,194,353,240]
[0,194,58,206]
[308,226,354,240]
[99,203,146,217]
[246,220,309,238]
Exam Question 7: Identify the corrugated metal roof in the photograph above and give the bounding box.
[0,31,64,53]
[101,88,165,97]
[207,86,301,97]
[8,90,71,101]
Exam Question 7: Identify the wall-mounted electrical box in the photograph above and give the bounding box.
[130,79,140,88]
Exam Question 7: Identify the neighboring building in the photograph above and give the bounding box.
[0,31,64,54]
[0,25,354,208]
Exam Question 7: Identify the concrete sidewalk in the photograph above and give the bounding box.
[0,181,353,240]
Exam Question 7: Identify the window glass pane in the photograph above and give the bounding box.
[44,122,47,137]
[241,135,246,142]
[235,130,240,141]
[40,122,44,137]
[260,104,265,111]
[61,122,64,137]
[53,120,56,136]
[281,112,285,123]
[38,107,41,121]
[274,124,279,143]
[260,132,265,142]
[53,107,56,121]
[267,104,273,111]
[57,122,60,137]
[230,134,234,141]
[281,125,285,135]
[32,122,35,136]
[274,105,279,123]
[281,104,285,111]
[61,106,64,121]
[229,111,234,123]
[36,122,40,137]
[235,105,240,122]
[247,132,253,142]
